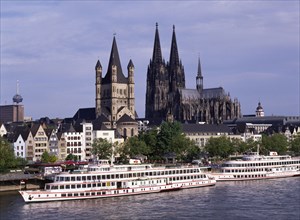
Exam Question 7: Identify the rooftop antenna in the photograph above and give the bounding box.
[16,80,20,94]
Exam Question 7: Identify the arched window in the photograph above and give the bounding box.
[131,128,134,137]
[123,128,127,138]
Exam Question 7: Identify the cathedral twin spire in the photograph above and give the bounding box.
[152,23,163,64]
[146,23,187,120]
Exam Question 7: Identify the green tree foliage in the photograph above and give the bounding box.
[0,136,16,172]
[261,134,288,155]
[140,129,158,159]
[290,134,300,155]
[204,136,234,159]
[120,136,150,158]
[41,151,57,163]
[0,136,28,172]
[65,154,78,161]
[120,122,199,162]
[156,121,182,157]
[171,135,200,162]
[92,138,113,160]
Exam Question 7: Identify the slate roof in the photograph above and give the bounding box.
[182,123,232,134]
[102,36,128,84]
[224,116,300,126]
[60,123,76,133]
[30,124,41,137]
[202,87,226,99]
[117,114,137,124]
[93,114,110,130]
[73,108,96,121]
[179,89,200,100]
[8,126,30,142]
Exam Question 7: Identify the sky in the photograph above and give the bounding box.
[1,1,299,120]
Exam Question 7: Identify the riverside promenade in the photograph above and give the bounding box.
[0,171,42,192]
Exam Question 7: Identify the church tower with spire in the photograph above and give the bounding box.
[95,36,136,132]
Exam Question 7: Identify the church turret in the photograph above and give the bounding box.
[256,101,264,117]
[196,57,203,93]
[95,60,102,117]
[127,59,135,118]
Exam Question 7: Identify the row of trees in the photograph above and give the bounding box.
[204,133,300,160]
[92,122,300,163]
[92,121,201,163]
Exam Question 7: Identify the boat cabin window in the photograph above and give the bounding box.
[82,176,86,181]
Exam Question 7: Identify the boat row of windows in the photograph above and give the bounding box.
[233,174,266,178]
[49,175,207,190]
[225,167,297,173]
[62,191,107,197]
[46,182,113,190]
[222,160,300,167]
[223,168,265,173]
[56,169,200,182]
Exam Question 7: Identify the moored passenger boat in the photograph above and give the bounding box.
[211,152,300,181]
[19,160,216,203]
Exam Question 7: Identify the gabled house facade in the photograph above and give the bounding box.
[31,124,49,162]
[13,133,26,158]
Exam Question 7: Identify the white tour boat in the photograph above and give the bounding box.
[211,152,300,181]
[19,160,216,203]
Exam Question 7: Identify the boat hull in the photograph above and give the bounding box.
[19,180,216,203]
[211,171,300,181]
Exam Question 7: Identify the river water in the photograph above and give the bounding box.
[1,177,299,220]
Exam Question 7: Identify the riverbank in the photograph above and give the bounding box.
[0,183,41,192]
[0,171,43,192]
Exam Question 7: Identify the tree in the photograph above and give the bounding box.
[290,134,300,155]
[140,129,158,160]
[171,134,200,162]
[204,136,234,159]
[92,138,113,160]
[41,151,57,163]
[156,121,183,157]
[261,133,288,155]
[65,154,78,161]
[0,136,16,172]
[121,136,150,158]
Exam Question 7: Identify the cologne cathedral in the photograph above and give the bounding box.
[145,24,241,124]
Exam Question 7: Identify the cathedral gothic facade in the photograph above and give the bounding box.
[146,24,241,124]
